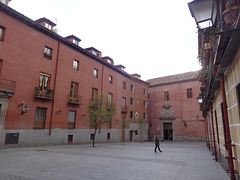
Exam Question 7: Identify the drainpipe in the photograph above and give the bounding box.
[210,103,218,161]
[220,74,235,180]
[153,87,155,136]
[49,41,60,136]
[179,83,183,132]
[101,64,104,94]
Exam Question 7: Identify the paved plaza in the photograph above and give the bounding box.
[0,142,229,180]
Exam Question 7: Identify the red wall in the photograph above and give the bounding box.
[148,80,205,138]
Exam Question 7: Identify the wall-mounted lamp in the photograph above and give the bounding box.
[21,104,30,115]
[197,94,203,104]
[188,0,217,29]
[82,113,86,117]
[196,115,205,122]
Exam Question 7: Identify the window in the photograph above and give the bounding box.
[135,112,139,119]
[107,133,111,140]
[130,85,134,92]
[143,101,147,108]
[187,88,193,98]
[39,73,51,92]
[143,113,147,120]
[108,93,113,104]
[44,46,52,60]
[130,98,134,105]
[143,89,147,96]
[0,59,2,75]
[45,23,52,30]
[68,111,76,129]
[0,26,5,41]
[130,111,134,119]
[70,82,78,102]
[93,69,98,78]
[164,91,169,101]
[122,97,126,108]
[122,97,127,112]
[73,60,79,71]
[123,82,126,89]
[34,107,47,129]
[90,133,95,140]
[109,75,113,84]
[92,88,98,100]
[68,135,73,144]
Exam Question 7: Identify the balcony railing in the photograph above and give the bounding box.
[121,106,128,113]
[0,78,16,96]
[35,87,54,101]
[68,95,82,106]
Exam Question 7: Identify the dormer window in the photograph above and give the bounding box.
[45,23,52,30]
[35,18,56,32]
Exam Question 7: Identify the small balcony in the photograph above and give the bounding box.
[67,95,82,106]
[121,106,128,113]
[0,78,16,97]
[34,87,54,101]
[43,53,52,60]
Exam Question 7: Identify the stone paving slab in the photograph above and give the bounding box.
[0,142,229,180]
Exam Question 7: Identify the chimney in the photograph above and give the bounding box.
[115,65,125,71]
[35,17,56,31]
[102,56,114,65]
[131,73,141,79]
[85,47,102,58]
[65,35,81,46]
[0,0,11,6]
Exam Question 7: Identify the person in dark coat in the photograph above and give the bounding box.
[154,135,162,153]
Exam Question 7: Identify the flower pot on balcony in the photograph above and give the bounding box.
[223,5,240,26]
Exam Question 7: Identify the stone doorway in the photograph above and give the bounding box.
[163,123,173,140]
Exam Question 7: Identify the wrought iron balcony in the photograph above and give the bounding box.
[121,106,128,113]
[0,78,16,96]
[68,95,82,106]
[35,87,54,101]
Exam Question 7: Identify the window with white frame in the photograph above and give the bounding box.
[130,111,134,119]
[130,98,134,105]
[73,60,79,71]
[130,85,134,92]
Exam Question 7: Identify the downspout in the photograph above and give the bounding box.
[179,83,183,132]
[99,64,104,134]
[153,87,155,136]
[210,103,218,161]
[101,64,104,94]
[49,41,60,136]
[220,75,235,180]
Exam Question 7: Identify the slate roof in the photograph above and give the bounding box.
[147,71,200,86]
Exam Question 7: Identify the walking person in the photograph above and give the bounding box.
[154,135,162,153]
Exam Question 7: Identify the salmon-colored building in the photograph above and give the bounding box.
[147,71,205,141]
[0,2,149,147]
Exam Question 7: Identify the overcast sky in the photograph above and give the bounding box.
[9,0,200,81]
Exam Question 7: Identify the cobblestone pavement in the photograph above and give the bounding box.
[0,142,229,180]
